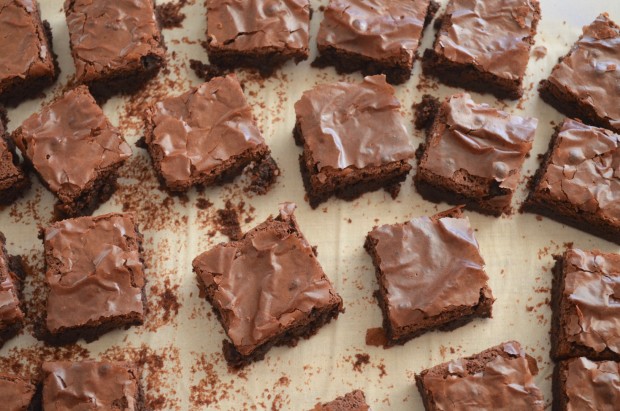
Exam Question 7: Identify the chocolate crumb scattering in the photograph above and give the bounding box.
[215,200,243,240]
[156,0,187,29]
[189,59,228,82]
[352,353,370,372]
[244,155,281,195]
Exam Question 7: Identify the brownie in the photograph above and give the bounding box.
[539,14,620,133]
[550,248,620,361]
[523,119,619,244]
[40,213,146,345]
[0,108,29,205]
[553,357,620,411]
[193,203,344,368]
[0,232,25,349]
[293,75,415,208]
[0,0,59,106]
[414,93,537,216]
[144,74,271,192]
[42,360,145,410]
[12,86,132,218]
[313,0,439,84]
[0,373,36,411]
[312,390,370,411]
[365,207,494,346]
[206,0,310,76]
[422,0,541,99]
[64,0,166,101]
[416,341,545,410]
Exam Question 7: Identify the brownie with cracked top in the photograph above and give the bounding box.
[523,119,619,244]
[0,373,36,411]
[0,231,25,349]
[294,75,415,208]
[193,203,343,368]
[311,390,370,411]
[414,93,537,216]
[0,108,29,205]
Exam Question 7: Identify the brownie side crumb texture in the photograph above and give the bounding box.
[0,232,26,349]
[312,390,370,411]
[243,154,281,195]
[413,94,440,131]
[0,107,30,205]
[155,0,187,29]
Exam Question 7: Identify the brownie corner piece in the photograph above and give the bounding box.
[414,93,537,216]
[416,341,545,410]
[0,231,26,348]
[41,212,146,345]
[144,74,270,192]
[205,0,310,76]
[365,207,493,346]
[312,390,369,410]
[193,203,343,368]
[422,0,540,99]
[294,75,414,208]
[523,119,619,244]
[0,108,29,205]
[0,373,37,410]
[550,248,620,361]
[539,13,620,133]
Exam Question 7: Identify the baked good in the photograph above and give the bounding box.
[553,357,620,411]
[12,86,132,218]
[0,232,25,349]
[193,203,344,368]
[539,14,620,133]
[422,0,541,99]
[365,207,494,346]
[523,119,619,245]
[550,248,620,361]
[144,74,270,192]
[64,0,166,100]
[414,93,537,216]
[0,108,29,205]
[0,0,59,106]
[205,0,310,76]
[0,373,36,411]
[42,360,145,410]
[313,0,438,84]
[416,341,545,410]
[293,75,415,208]
[41,213,146,345]
[312,390,370,411]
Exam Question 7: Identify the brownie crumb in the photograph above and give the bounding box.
[365,327,388,348]
[196,198,213,210]
[352,353,370,372]
[532,45,547,60]
[215,200,243,241]
[413,94,440,131]
[189,59,227,82]
[155,0,187,29]
[244,154,281,195]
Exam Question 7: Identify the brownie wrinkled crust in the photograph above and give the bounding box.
[312,390,370,411]
[555,357,620,411]
[0,373,36,411]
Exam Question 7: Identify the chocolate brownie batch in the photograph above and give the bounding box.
[0,0,618,410]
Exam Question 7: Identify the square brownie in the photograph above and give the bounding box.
[42,361,145,410]
[422,0,541,99]
[193,203,343,368]
[416,341,545,410]
[64,0,166,101]
[0,0,59,106]
[0,108,29,205]
[313,0,439,84]
[523,119,619,244]
[365,207,494,346]
[553,357,620,411]
[144,74,271,192]
[0,373,36,411]
[539,14,620,133]
[312,390,369,411]
[206,0,310,76]
[41,213,146,345]
[12,86,132,218]
[414,93,537,216]
[293,75,415,208]
[0,232,25,349]
[550,248,620,361]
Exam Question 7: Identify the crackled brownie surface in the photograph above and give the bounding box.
[312,390,370,411]
[0,373,35,411]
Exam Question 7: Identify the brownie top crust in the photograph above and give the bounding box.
[294,75,414,170]
[421,341,544,409]
[13,86,131,198]
[193,203,342,356]
[206,0,310,52]
[436,0,539,80]
[145,75,266,186]
[546,14,620,131]
[536,119,619,222]
[42,361,140,410]
[562,248,620,355]
[0,0,55,89]
[424,93,537,191]
[564,357,620,410]
[0,232,24,328]
[312,389,370,410]
[64,0,165,83]
[368,213,489,329]
[43,213,144,333]
[0,373,35,411]
[317,0,431,60]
